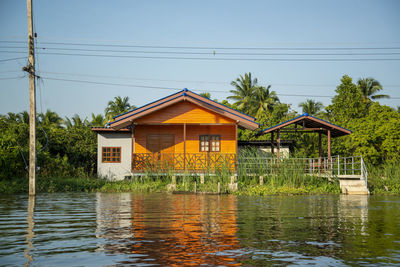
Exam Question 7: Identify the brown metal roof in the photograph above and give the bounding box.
[91,127,130,132]
[108,89,259,131]
[258,113,352,138]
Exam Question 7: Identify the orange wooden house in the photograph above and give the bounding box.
[92,89,259,179]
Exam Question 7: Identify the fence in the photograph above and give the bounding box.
[238,155,368,181]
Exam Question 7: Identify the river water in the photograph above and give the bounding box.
[0,193,399,266]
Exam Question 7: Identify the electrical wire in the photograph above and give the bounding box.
[0,51,397,61]
[38,75,400,99]
[3,45,400,56]
[2,40,400,50]
[0,57,27,62]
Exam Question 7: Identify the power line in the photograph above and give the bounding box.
[0,76,25,80]
[35,70,400,88]
[3,45,400,56]
[2,40,400,50]
[41,76,179,91]
[37,75,400,99]
[0,57,27,62]
[0,51,397,61]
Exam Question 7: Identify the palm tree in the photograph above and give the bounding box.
[38,109,63,127]
[228,73,258,112]
[253,85,279,118]
[199,92,211,99]
[91,113,105,127]
[64,114,89,128]
[105,96,135,122]
[299,99,323,115]
[357,77,389,102]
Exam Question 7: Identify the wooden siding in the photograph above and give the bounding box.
[135,101,235,124]
[134,124,236,154]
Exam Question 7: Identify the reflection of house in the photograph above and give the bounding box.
[92,89,258,180]
[95,193,241,266]
[238,140,294,158]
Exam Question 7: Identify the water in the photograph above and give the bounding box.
[0,193,399,266]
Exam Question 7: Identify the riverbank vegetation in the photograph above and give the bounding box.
[1,73,399,194]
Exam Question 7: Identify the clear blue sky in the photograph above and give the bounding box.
[1,0,399,120]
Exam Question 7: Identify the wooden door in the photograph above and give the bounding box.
[146,134,175,167]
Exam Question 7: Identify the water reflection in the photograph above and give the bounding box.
[24,196,35,267]
[1,193,399,266]
[96,193,241,266]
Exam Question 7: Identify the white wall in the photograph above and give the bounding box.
[97,132,132,180]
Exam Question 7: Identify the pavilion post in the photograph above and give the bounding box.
[271,131,274,155]
[183,123,186,170]
[327,129,331,164]
[318,132,322,167]
[277,129,280,161]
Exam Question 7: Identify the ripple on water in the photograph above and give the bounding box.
[0,193,400,266]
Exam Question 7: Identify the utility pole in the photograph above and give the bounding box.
[24,0,36,196]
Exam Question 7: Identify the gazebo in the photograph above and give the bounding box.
[257,113,352,161]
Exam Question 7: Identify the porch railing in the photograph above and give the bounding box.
[238,155,367,181]
[132,153,236,172]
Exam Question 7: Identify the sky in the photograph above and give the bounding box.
[0,0,399,120]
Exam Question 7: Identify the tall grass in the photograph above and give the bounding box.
[367,162,400,195]
[236,148,340,195]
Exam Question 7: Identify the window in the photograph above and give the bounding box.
[200,135,220,152]
[102,147,121,163]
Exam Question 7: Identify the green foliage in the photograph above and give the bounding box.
[357,77,389,103]
[298,99,323,115]
[326,75,368,123]
[367,162,400,195]
[105,96,135,122]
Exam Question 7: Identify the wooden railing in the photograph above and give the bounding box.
[132,153,236,172]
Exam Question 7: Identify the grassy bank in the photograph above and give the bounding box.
[1,161,398,195]
[0,173,340,195]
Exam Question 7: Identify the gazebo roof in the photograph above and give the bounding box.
[258,113,352,138]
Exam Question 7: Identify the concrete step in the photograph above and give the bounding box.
[339,179,369,195]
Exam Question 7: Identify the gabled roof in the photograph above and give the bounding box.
[108,89,259,130]
[258,113,352,138]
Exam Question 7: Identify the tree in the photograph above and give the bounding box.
[105,96,135,122]
[199,92,211,99]
[91,113,105,127]
[228,73,258,112]
[357,77,389,103]
[298,99,323,116]
[38,109,63,128]
[64,114,89,129]
[253,85,279,118]
[326,75,368,124]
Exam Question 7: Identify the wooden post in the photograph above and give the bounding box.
[271,131,274,155]
[217,182,220,194]
[276,129,280,161]
[200,174,204,184]
[194,180,197,194]
[318,132,322,167]
[183,123,186,170]
[259,176,263,185]
[27,0,36,196]
[131,123,134,171]
[327,129,331,160]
